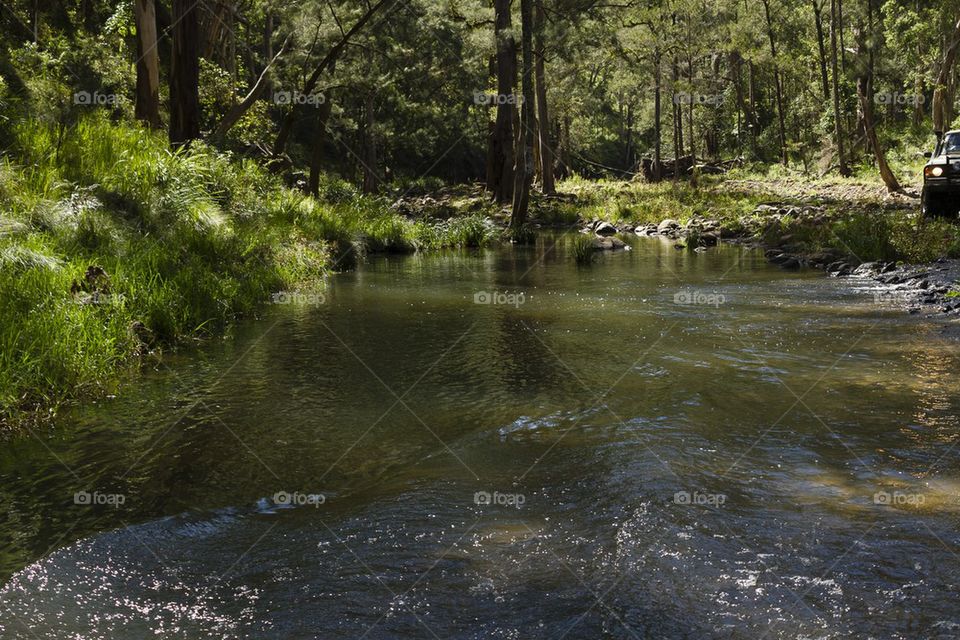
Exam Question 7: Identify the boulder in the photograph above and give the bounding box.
[595,221,618,236]
[658,219,681,234]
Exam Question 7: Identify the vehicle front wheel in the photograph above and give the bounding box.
[922,190,947,218]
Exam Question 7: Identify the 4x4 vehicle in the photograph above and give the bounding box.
[922,130,960,218]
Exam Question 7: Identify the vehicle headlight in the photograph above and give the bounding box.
[925,166,945,177]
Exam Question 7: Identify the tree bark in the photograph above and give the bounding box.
[831,0,849,175]
[511,0,535,227]
[813,0,830,99]
[489,0,517,203]
[169,0,201,147]
[761,0,788,165]
[134,0,162,129]
[856,0,900,192]
[533,0,555,195]
[653,50,662,181]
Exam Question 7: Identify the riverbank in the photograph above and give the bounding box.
[0,116,496,430]
[529,175,960,312]
[4,127,959,430]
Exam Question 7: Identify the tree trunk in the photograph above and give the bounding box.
[134,0,162,129]
[933,18,960,138]
[362,94,379,194]
[831,0,849,175]
[653,50,663,181]
[687,56,697,185]
[761,0,788,165]
[672,57,682,181]
[308,94,334,195]
[813,0,830,99]
[489,0,517,203]
[533,0,555,195]
[169,0,201,147]
[511,0,535,228]
[857,0,900,192]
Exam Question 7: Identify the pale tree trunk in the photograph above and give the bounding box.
[489,0,517,204]
[134,0,162,129]
[933,17,960,138]
[511,0,535,228]
[761,0,788,165]
[533,0,555,195]
[653,50,663,181]
[169,0,201,147]
[687,56,697,185]
[856,0,900,191]
[672,58,682,181]
[830,0,849,175]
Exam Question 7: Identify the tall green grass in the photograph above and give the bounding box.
[0,114,493,427]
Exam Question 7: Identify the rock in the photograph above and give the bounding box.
[634,224,658,236]
[719,226,741,239]
[780,257,801,269]
[765,249,784,259]
[658,219,681,234]
[768,253,792,265]
[595,221,618,236]
[594,236,628,251]
[699,233,719,246]
[853,262,880,277]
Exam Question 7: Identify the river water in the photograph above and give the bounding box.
[2,235,959,639]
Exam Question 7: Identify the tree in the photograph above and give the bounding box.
[488,0,517,203]
[134,0,161,129]
[534,0,555,194]
[932,17,960,137]
[169,0,201,146]
[512,0,535,226]
[761,0,788,165]
[855,0,900,191]
[831,0,849,175]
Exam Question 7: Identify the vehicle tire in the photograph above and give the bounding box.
[922,190,945,218]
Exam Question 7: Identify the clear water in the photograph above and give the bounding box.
[2,235,959,639]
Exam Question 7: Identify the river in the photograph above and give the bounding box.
[2,234,959,638]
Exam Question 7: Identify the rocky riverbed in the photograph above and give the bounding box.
[578,203,960,316]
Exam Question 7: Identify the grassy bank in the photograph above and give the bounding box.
[542,170,960,265]
[0,115,496,428]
